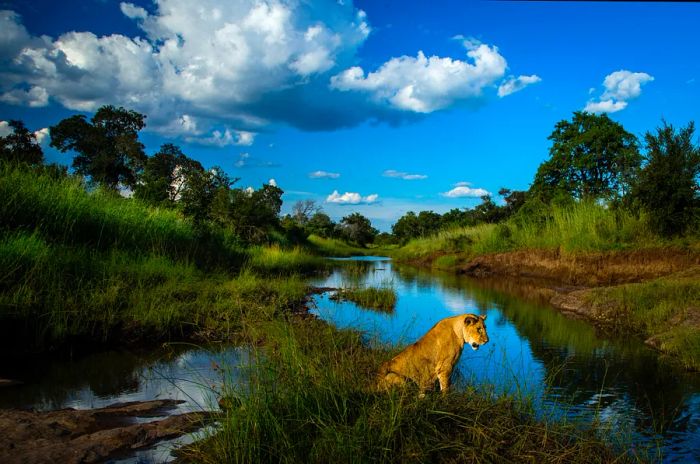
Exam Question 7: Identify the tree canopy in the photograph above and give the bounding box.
[0,120,44,166]
[339,212,377,247]
[631,121,699,236]
[50,105,147,190]
[532,111,640,200]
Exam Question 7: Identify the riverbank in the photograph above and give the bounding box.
[392,246,700,371]
[180,318,635,463]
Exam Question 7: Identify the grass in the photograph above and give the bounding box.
[0,231,310,354]
[0,163,245,270]
[586,268,700,370]
[393,201,673,264]
[307,234,370,257]
[181,319,636,464]
[331,286,398,312]
[246,245,328,276]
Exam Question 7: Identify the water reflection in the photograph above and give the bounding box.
[311,257,700,463]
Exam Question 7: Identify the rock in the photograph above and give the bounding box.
[0,400,212,464]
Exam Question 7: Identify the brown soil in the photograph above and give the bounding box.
[459,248,700,286]
[0,400,211,464]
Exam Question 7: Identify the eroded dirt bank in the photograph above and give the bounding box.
[0,400,210,464]
[459,248,700,286]
[447,248,700,369]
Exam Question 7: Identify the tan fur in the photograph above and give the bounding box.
[377,313,488,394]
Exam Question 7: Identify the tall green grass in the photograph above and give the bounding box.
[586,268,700,370]
[246,245,328,275]
[183,320,633,463]
[332,286,397,312]
[307,234,369,257]
[0,231,310,353]
[395,201,667,262]
[0,164,245,269]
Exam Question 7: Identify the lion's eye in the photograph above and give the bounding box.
[477,328,482,333]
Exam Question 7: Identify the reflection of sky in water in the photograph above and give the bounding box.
[311,257,700,464]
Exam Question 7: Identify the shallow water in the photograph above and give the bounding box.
[310,257,700,463]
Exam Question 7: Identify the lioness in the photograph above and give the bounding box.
[377,313,488,394]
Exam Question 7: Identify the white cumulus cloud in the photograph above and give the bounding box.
[442,182,490,198]
[497,74,541,97]
[326,190,378,205]
[383,169,427,180]
[309,170,340,179]
[584,70,653,114]
[330,40,508,113]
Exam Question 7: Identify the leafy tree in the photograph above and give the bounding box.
[180,166,234,225]
[339,212,377,246]
[212,183,284,243]
[631,121,699,236]
[135,144,204,206]
[50,105,147,190]
[498,188,528,217]
[392,210,442,243]
[0,120,44,165]
[306,212,336,238]
[532,111,641,200]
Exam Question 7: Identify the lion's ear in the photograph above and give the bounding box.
[464,315,476,325]
[481,314,487,321]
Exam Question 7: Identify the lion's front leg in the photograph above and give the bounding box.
[437,371,451,394]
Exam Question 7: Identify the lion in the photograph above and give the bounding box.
[377,313,488,394]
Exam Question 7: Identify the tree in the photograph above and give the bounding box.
[339,212,377,246]
[392,210,442,243]
[631,121,699,236]
[181,166,234,225]
[306,212,336,238]
[292,200,320,226]
[50,105,147,190]
[212,183,284,242]
[0,120,43,165]
[135,144,204,206]
[532,111,641,200]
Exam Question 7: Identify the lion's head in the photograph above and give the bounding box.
[462,314,489,351]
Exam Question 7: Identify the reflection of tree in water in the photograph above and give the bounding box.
[337,261,374,286]
[394,262,700,440]
[0,344,190,410]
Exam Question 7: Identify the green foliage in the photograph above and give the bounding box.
[50,105,147,190]
[246,245,328,275]
[339,212,378,247]
[305,211,336,238]
[0,163,245,269]
[587,269,700,370]
[332,286,397,312]
[307,234,368,257]
[532,111,641,201]
[0,120,44,166]
[394,200,659,263]
[630,121,700,237]
[213,184,284,243]
[186,321,629,464]
[134,143,205,207]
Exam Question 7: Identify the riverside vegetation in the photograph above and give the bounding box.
[385,115,699,371]
[0,107,648,462]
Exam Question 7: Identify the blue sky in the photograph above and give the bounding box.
[1,0,698,230]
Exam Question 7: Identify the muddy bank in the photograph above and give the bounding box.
[459,247,699,286]
[450,249,700,370]
[0,399,210,464]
